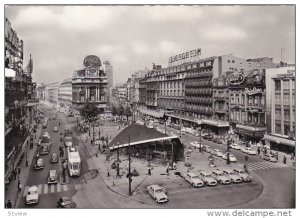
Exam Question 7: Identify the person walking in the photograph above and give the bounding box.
[283,155,287,164]
[6,200,12,208]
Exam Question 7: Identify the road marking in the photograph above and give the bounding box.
[23,186,29,197]
[247,161,289,171]
[50,184,55,193]
[37,184,43,194]
[44,184,48,194]
[57,183,61,192]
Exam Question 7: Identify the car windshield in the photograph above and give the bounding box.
[29,190,37,195]
[192,175,200,179]
[218,172,226,176]
[73,163,79,170]
[155,188,163,193]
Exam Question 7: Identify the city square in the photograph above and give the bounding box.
[3,4,296,212]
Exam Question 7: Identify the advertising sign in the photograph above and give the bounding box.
[227,71,245,85]
[168,48,201,65]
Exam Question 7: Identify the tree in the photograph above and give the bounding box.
[124,106,132,121]
[111,105,118,116]
[79,103,99,122]
[118,105,124,120]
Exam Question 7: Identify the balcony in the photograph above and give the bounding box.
[185,71,213,79]
[185,98,213,105]
[185,89,213,96]
[72,78,107,84]
[214,96,227,101]
[214,109,227,114]
[246,105,265,113]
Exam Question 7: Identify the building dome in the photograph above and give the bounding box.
[83,55,101,67]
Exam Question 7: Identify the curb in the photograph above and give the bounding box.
[74,124,147,205]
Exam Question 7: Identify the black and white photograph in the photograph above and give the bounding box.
[2,2,297,216]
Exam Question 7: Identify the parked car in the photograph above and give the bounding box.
[50,153,58,164]
[26,186,39,205]
[147,185,168,203]
[184,172,204,188]
[211,170,231,185]
[37,137,42,146]
[221,152,237,162]
[199,171,218,186]
[212,138,223,144]
[241,147,257,155]
[34,158,44,170]
[53,126,58,132]
[233,168,252,182]
[212,149,223,157]
[47,170,58,184]
[202,145,211,153]
[57,197,75,208]
[222,168,243,183]
[261,154,277,162]
[230,143,241,150]
[190,141,201,149]
[202,134,213,141]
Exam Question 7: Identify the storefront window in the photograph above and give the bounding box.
[283,80,289,90]
[275,80,281,91]
[284,125,290,136]
[275,109,281,120]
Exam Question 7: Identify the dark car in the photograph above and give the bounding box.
[202,134,213,141]
[50,153,58,164]
[57,197,75,208]
[212,138,223,144]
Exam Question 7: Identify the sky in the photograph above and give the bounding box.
[5,5,295,85]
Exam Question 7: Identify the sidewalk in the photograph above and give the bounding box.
[5,124,43,208]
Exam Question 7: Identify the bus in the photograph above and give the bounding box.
[66,147,81,177]
[64,129,73,147]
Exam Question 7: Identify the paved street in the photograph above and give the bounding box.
[14,103,295,209]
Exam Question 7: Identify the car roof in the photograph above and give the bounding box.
[37,158,43,162]
[200,171,210,175]
[28,186,38,191]
[187,172,197,176]
[150,185,162,190]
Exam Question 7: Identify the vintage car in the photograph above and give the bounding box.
[147,185,168,203]
[241,147,257,155]
[199,171,218,186]
[261,154,277,162]
[221,152,237,162]
[222,168,243,183]
[211,149,223,157]
[57,197,75,208]
[211,169,231,185]
[53,126,58,132]
[233,168,252,182]
[184,172,204,188]
[26,186,39,205]
[34,158,44,170]
[47,170,58,184]
[50,153,59,164]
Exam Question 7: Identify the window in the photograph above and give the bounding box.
[227,60,230,63]
[231,94,234,104]
[232,60,235,63]
[292,80,295,90]
[284,110,290,121]
[275,124,281,134]
[248,96,253,105]
[275,109,281,120]
[283,80,289,89]
[292,110,296,121]
[284,125,290,136]
[292,93,295,106]
[275,80,281,91]
[275,94,281,105]
[283,94,289,105]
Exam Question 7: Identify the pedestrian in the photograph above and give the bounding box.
[243,164,249,174]
[59,122,60,126]
[291,152,294,160]
[257,147,260,156]
[147,167,151,175]
[283,155,287,164]
[166,167,169,175]
[173,162,176,170]
[6,200,12,208]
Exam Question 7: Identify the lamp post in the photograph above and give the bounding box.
[199,127,202,153]
[226,135,231,165]
[116,142,120,177]
[128,135,132,196]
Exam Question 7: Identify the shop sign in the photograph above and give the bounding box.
[245,87,263,95]
[277,70,295,78]
[168,48,201,65]
[227,71,245,85]
[83,55,101,67]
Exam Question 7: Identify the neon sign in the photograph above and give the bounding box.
[227,71,245,85]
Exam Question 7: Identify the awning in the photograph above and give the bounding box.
[25,102,39,107]
[202,119,230,127]
[264,134,295,147]
[139,109,165,118]
[236,124,267,132]
[166,113,202,124]
[109,135,178,150]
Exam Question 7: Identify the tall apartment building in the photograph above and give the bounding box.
[58,78,72,109]
[103,61,113,103]
[72,55,108,112]
[264,67,295,152]
[45,82,60,107]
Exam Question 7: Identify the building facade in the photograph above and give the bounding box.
[72,55,108,112]
[58,78,72,109]
[228,69,267,142]
[264,67,295,152]
[103,61,113,104]
[45,82,60,107]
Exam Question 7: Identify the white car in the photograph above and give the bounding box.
[53,126,58,132]
[212,149,223,157]
[26,186,39,205]
[147,185,168,203]
[184,172,204,188]
[222,168,243,183]
[221,153,237,162]
[199,171,218,186]
[190,141,201,149]
[43,132,50,138]
[241,147,257,155]
[230,143,241,150]
[47,170,58,184]
[211,170,231,185]
[233,168,252,182]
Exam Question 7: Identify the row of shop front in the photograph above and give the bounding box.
[137,108,294,153]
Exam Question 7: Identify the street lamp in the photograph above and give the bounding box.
[116,142,120,177]
[199,127,202,153]
[226,134,232,165]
